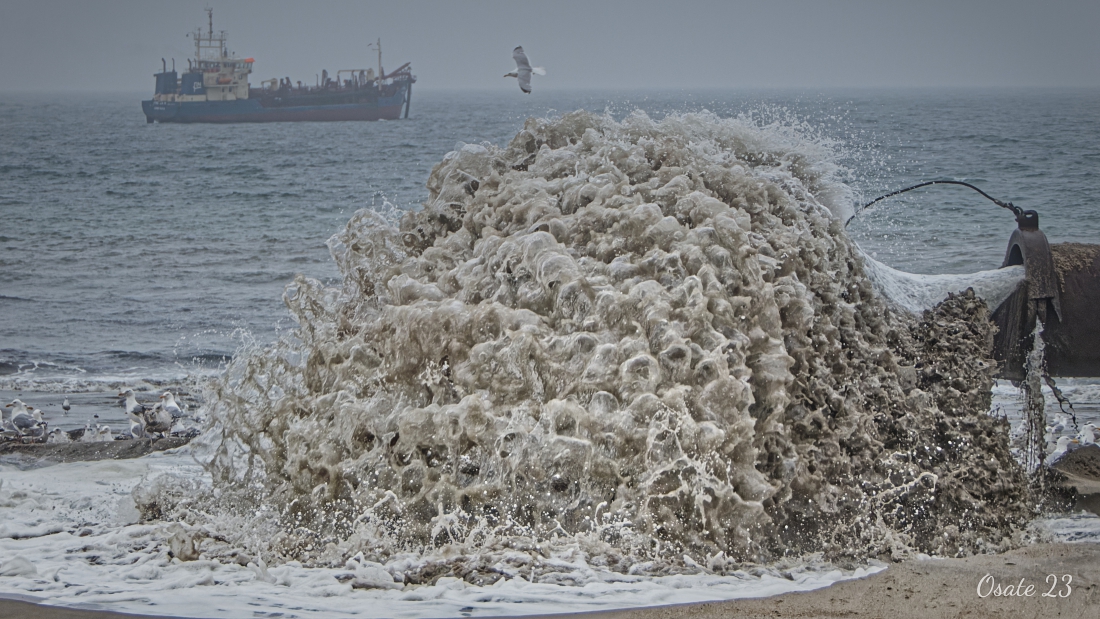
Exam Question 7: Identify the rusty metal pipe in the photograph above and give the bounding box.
[991,211,1100,379]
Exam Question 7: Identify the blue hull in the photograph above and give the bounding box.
[142,93,407,123]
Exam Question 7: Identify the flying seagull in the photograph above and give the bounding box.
[504,46,545,94]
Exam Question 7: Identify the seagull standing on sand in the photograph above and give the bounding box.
[119,389,147,415]
[1,400,23,433]
[1047,412,1072,435]
[143,402,173,438]
[6,401,41,436]
[160,391,184,418]
[128,410,146,439]
[1078,423,1097,445]
[62,398,71,414]
[119,389,152,438]
[1049,435,1080,463]
[47,427,72,444]
[19,405,46,440]
[79,423,112,442]
[504,46,545,94]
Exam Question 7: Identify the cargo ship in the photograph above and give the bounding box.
[142,10,414,123]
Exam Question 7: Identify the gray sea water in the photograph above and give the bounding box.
[1,88,1098,394]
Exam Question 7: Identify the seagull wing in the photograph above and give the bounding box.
[512,47,532,72]
[11,411,36,431]
[517,68,532,93]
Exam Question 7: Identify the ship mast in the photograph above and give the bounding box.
[368,38,383,79]
[192,7,229,64]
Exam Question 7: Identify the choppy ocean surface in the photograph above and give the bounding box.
[1,89,1099,617]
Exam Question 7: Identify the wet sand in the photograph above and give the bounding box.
[0,598,182,619]
[0,436,190,464]
[2,542,1097,619]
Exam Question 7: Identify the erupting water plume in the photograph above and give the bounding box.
[173,111,1032,578]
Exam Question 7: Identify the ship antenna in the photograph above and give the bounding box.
[207,7,213,38]
[367,38,383,79]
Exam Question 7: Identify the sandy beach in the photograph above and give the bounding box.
[1,542,1095,619]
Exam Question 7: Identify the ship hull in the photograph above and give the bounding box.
[142,94,406,123]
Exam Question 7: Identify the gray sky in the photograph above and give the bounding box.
[2,0,1098,92]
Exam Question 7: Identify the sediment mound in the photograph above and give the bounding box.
[186,111,1031,573]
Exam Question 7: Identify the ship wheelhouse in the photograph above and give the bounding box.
[149,9,253,104]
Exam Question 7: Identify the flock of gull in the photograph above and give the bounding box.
[3,382,1094,459]
[1,389,189,445]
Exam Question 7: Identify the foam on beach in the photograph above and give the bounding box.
[0,452,885,619]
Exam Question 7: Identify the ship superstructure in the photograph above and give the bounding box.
[142,9,413,123]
